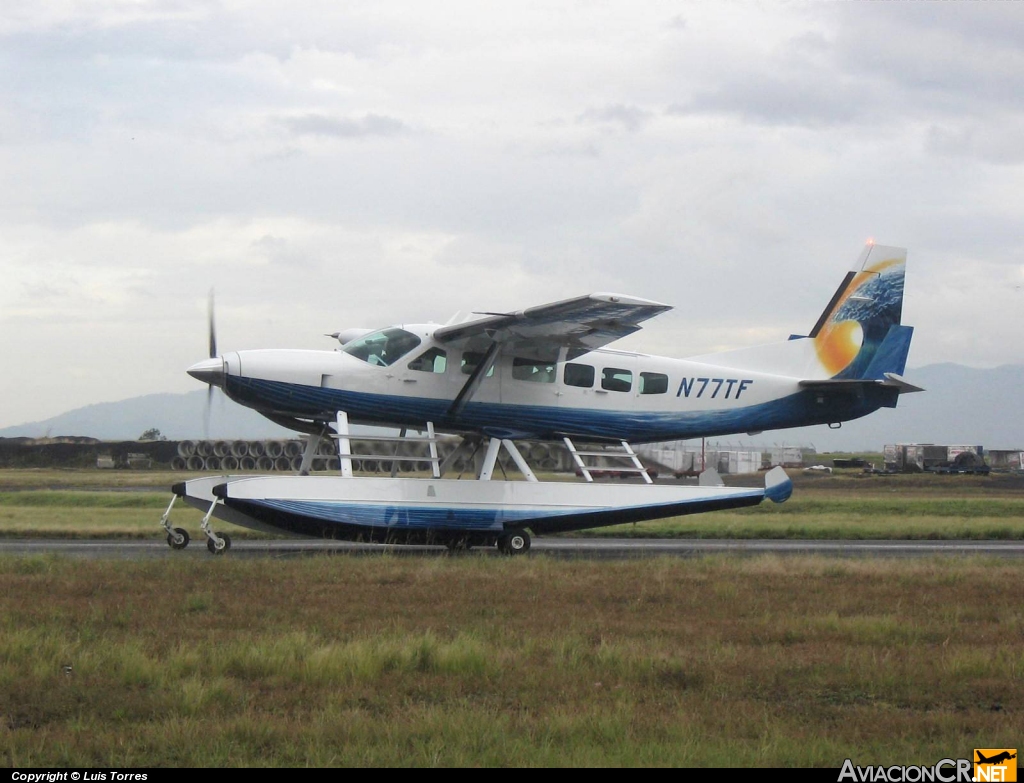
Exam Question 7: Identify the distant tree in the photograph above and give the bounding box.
[139,428,167,441]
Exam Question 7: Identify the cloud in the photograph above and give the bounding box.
[668,74,863,128]
[251,234,320,269]
[926,120,1024,166]
[278,113,409,138]
[578,104,653,133]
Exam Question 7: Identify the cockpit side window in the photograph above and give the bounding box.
[408,347,447,373]
[342,328,422,367]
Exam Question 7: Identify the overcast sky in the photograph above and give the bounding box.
[1,0,1022,428]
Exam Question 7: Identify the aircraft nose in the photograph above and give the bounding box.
[187,357,226,387]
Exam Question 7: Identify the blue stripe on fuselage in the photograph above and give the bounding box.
[224,376,893,442]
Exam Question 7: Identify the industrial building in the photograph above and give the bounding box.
[883,443,995,473]
[634,441,811,476]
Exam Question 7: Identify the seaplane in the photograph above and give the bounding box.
[161,242,920,555]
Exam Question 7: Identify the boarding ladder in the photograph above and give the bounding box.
[562,437,653,484]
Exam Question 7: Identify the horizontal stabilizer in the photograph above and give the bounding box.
[798,375,923,394]
[881,373,925,394]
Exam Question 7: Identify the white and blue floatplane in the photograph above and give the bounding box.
[161,242,919,554]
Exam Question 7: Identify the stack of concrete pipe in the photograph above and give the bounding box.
[170,438,309,472]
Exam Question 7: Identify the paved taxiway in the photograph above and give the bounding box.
[3,538,1024,559]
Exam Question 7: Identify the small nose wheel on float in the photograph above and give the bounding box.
[158,495,191,550]
[167,528,190,550]
[200,498,232,555]
[206,532,231,554]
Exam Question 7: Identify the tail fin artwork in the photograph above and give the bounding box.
[689,243,916,387]
[808,243,911,380]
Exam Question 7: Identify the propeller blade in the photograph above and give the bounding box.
[204,384,214,440]
[208,289,218,359]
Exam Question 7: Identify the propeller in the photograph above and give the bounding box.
[208,289,218,360]
[186,289,227,438]
[200,288,217,436]
[204,289,217,438]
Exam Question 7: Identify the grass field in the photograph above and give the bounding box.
[2,556,1022,766]
[0,469,1021,541]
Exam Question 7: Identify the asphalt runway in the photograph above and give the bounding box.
[3,537,1024,560]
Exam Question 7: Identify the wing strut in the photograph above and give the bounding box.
[447,340,501,418]
[299,429,324,475]
[335,411,354,478]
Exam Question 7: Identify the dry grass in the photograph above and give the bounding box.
[1,555,1022,766]
[0,469,188,490]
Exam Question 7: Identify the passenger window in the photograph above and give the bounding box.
[460,351,495,377]
[601,367,632,392]
[408,347,447,373]
[564,363,595,388]
[639,372,668,395]
[513,357,556,383]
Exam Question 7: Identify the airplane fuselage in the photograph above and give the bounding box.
[209,326,898,443]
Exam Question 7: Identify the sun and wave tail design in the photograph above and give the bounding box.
[687,243,916,388]
[808,243,911,380]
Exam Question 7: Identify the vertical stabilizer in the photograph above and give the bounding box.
[809,243,907,379]
[686,243,911,382]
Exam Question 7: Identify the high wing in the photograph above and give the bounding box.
[797,373,924,411]
[433,292,672,357]
[434,292,672,417]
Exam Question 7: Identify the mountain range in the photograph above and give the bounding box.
[1,363,1020,452]
[0,391,295,442]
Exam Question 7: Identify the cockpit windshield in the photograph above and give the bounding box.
[342,328,422,366]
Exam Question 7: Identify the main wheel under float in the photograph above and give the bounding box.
[498,530,531,556]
